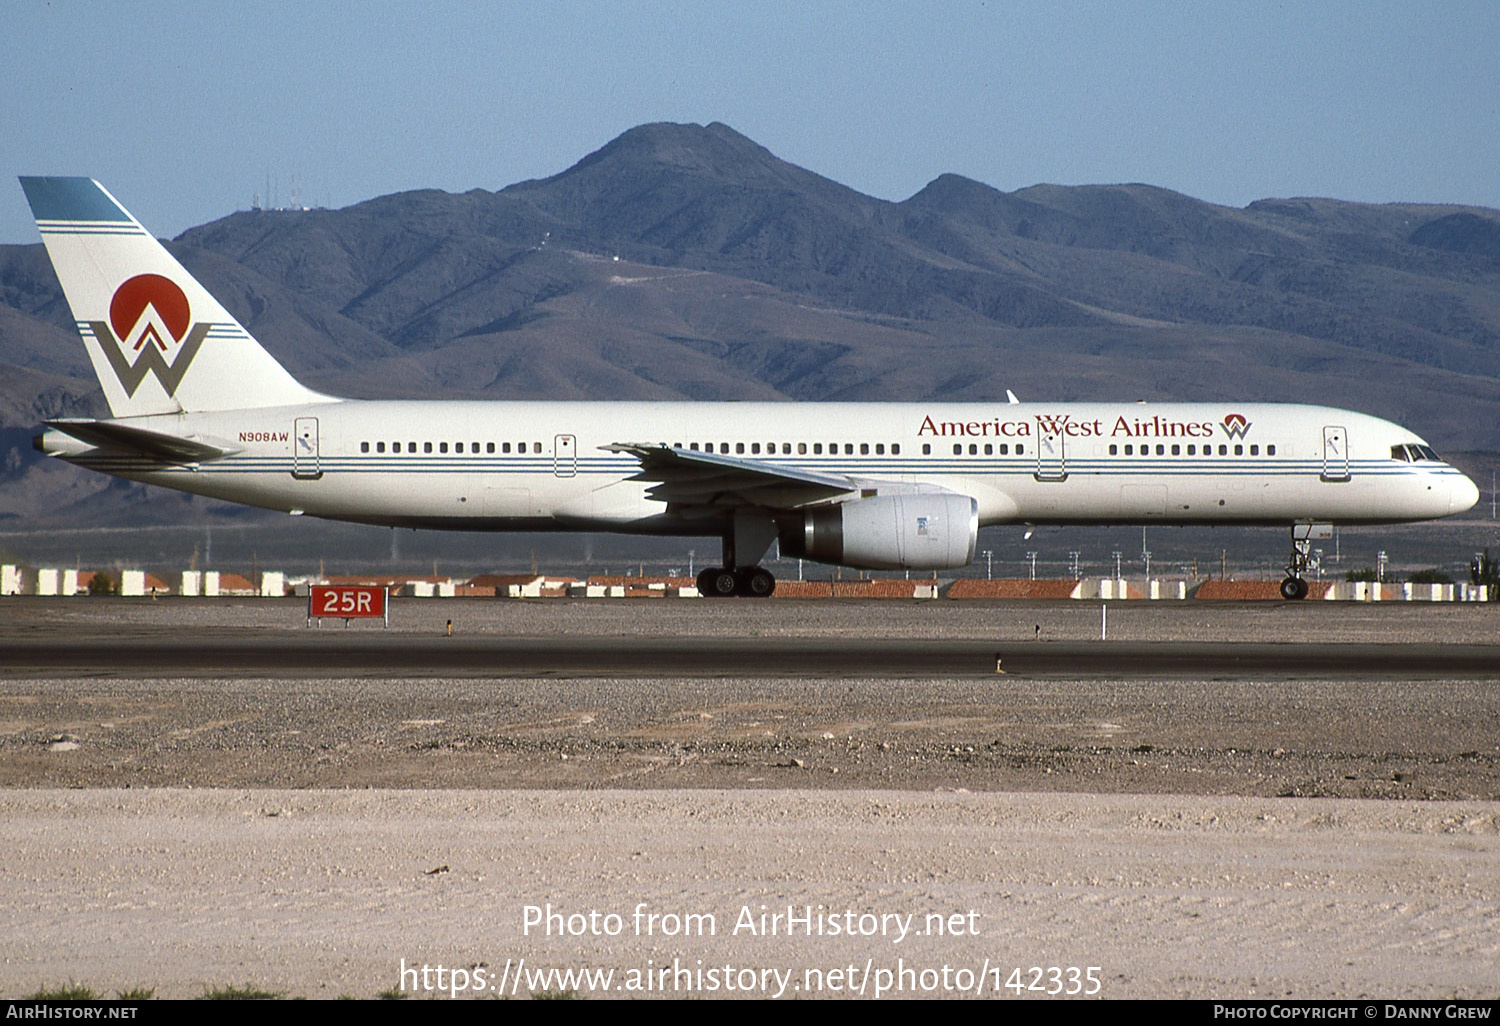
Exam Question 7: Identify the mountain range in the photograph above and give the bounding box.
[3,120,1499,527]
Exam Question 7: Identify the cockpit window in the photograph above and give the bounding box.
[1392,444,1444,463]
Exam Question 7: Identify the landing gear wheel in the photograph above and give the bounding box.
[735,567,776,598]
[1279,576,1310,600]
[697,567,739,598]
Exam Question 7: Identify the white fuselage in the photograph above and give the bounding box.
[56,400,1477,535]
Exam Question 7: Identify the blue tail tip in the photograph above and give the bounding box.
[19,177,130,223]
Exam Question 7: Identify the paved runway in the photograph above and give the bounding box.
[5,632,1500,678]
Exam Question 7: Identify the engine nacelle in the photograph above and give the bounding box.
[782,493,978,571]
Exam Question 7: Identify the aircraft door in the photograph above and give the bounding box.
[1035,425,1067,481]
[293,417,321,479]
[1321,425,1350,482]
[554,434,577,477]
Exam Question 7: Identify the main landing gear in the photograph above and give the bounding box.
[696,565,776,598]
[696,510,779,598]
[1280,526,1314,600]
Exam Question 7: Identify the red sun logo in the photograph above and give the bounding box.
[109,274,191,352]
[1221,413,1251,438]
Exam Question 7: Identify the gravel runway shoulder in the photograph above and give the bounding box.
[1,789,1495,1001]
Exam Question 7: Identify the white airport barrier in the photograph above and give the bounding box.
[37,569,58,596]
[181,570,201,596]
[203,571,220,597]
[1096,578,1130,600]
[1,564,21,596]
[260,571,285,597]
[120,570,145,597]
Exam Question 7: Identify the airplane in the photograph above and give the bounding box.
[20,177,1481,600]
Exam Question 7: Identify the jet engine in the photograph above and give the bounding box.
[781,493,978,570]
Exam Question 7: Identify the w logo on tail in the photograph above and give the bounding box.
[1221,413,1252,439]
[88,274,209,397]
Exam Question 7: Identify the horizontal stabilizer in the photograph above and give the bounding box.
[45,418,240,463]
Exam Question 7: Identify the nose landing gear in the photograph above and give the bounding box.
[1279,575,1310,600]
[1281,524,1327,600]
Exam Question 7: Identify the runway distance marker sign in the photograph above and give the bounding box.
[309,585,389,627]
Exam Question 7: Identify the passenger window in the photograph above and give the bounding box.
[751,443,760,454]
[1109,444,1118,455]
[1171,444,1180,456]
[704,443,714,453]
[1267,444,1276,456]
[1218,444,1228,456]
[441,442,449,453]
[1234,444,1243,456]
[1186,444,1194,455]
[455,442,463,453]
[953,444,962,455]
[984,444,992,456]
[690,443,700,451]
[532,442,541,454]
[876,443,885,455]
[1124,444,1133,455]
[922,444,930,455]
[798,443,807,455]
[424,442,433,453]
[1156,444,1165,456]
[737,442,746,454]
[783,443,792,454]
[472,441,480,452]
[845,444,854,455]
[1016,443,1024,455]
[892,444,900,455]
[487,442,495,454]
[968,444,977,455]
[1249,444,1258,456]
[998,443,1008,455]
[517,440,526,452]
[813,443,822,455]
[861,443,870,455]
[408,442,417,453]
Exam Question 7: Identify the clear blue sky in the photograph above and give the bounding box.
[4,0,1498,243]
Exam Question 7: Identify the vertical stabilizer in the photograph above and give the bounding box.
[19,177,332,417]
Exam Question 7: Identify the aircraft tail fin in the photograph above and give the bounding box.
[19,177,331,417]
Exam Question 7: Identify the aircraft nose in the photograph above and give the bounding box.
[1450,473,1480,514]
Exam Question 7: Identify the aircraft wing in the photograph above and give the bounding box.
[45,419,241,463]
[603,443,860,510]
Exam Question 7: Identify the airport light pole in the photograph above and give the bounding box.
[1112,550,1122,579]
[1069,550,1081,579]
[1027,551,1038,580]
[982,550,993,579]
